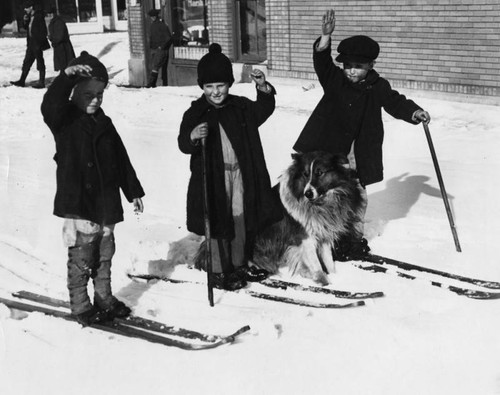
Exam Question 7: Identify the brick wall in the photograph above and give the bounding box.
[127,5,146,59]
[208,0,235,60]
[267,0,500,97]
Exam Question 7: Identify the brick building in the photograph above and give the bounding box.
[127,0,500,102]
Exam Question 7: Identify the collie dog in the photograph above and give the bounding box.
[252,151,364,284]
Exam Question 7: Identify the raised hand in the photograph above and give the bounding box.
[322,9,336,36]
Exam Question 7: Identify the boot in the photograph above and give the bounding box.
[235,264,269,282]
[146,71,158,88]
[332,237,371,261]
[10,69,29,87]
[33,69,45,89]
[75,305,110,327]
[209,272,247,291]
[67,240,100,316]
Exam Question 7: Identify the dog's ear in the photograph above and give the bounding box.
[332,153,350,169]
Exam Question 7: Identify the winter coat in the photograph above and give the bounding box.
[26,10,50,52]
[150,19,172,50]
[293,38,422,186]
[178,87,283,241]
[48,15,75,71]
[41,72,145,226]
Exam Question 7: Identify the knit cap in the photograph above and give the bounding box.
[69,51,109,84]
[197,43,234,88]
[335,35,380,63]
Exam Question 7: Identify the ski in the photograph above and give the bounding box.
[12,291,249,343]
[348,260,500,300]
[260,278,384,299]
[128,273,367,309]
[1,294,249,350]
[364,254,500,290]
[245,290,365,308]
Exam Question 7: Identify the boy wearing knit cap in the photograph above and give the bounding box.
[178,43,282,291]
[41,52,145,326]
[293,10,431,260]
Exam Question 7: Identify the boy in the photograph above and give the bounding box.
[178,43,281,291]
[293,10,430,259]
[41,51,145,326]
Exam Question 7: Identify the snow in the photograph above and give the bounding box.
[1,32,500,395]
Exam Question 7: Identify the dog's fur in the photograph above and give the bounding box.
[252,151,364,284]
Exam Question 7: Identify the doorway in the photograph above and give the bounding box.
[235,0,266,62]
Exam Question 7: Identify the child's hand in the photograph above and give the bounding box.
[65,64,92,78]
[322,9,336,36]
[133,198,144,213]
[250,69,266,87]
[414,109,431,124]
[190,122,209,143]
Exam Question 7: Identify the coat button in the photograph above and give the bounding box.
[87,162,94,167]
[85,183,92,189]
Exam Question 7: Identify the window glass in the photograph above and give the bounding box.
[238,0,266,61]
[117,0,127,20]
[171,0,209,46]
[79,0,97,22]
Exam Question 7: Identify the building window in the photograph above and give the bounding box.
[237,0,266,62]
[51,0,97,23]
[102,0,128,20]
[171,0,209,47]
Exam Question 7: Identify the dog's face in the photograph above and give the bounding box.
[288,151,356,204]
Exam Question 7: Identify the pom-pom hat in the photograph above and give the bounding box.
[68,51,109,84]
[197,43,235,88]
[335,35,380,63]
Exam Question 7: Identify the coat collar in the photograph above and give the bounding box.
[189,94,247,117]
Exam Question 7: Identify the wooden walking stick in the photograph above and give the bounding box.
[201,138,215,306]
[423,122,462,252]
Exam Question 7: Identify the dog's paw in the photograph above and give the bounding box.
[312,271,330,285]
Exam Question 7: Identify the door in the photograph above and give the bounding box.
[235,0,266,62]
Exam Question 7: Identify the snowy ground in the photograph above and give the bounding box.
[1,32,500,395]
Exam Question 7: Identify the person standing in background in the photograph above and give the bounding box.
[48,8,75,72]
[146,9,172,88]
[10,0,50,88]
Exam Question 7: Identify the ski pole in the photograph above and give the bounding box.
[201,137,215,306]
[423,122,462,252]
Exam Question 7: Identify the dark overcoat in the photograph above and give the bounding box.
[26,10,50,52]
[48,15,75,71]
[41,72,145,225]
[178,87,282,241]
[150,19,172,49]
[293,38,422,186]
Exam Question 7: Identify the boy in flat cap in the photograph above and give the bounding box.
[293,10,430,259]
[41,51,145,326]
[178,43,281,291]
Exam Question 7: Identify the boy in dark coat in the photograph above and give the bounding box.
[293,10,430,259]
[146,9,172,87]
[41,51,145,326]
[178,43,281,290]
[11,0,50,88]
[48,10,75,71]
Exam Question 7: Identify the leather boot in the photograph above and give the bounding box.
[146,71,158,88]
[10,69,29,87]
[33,69,45,89]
